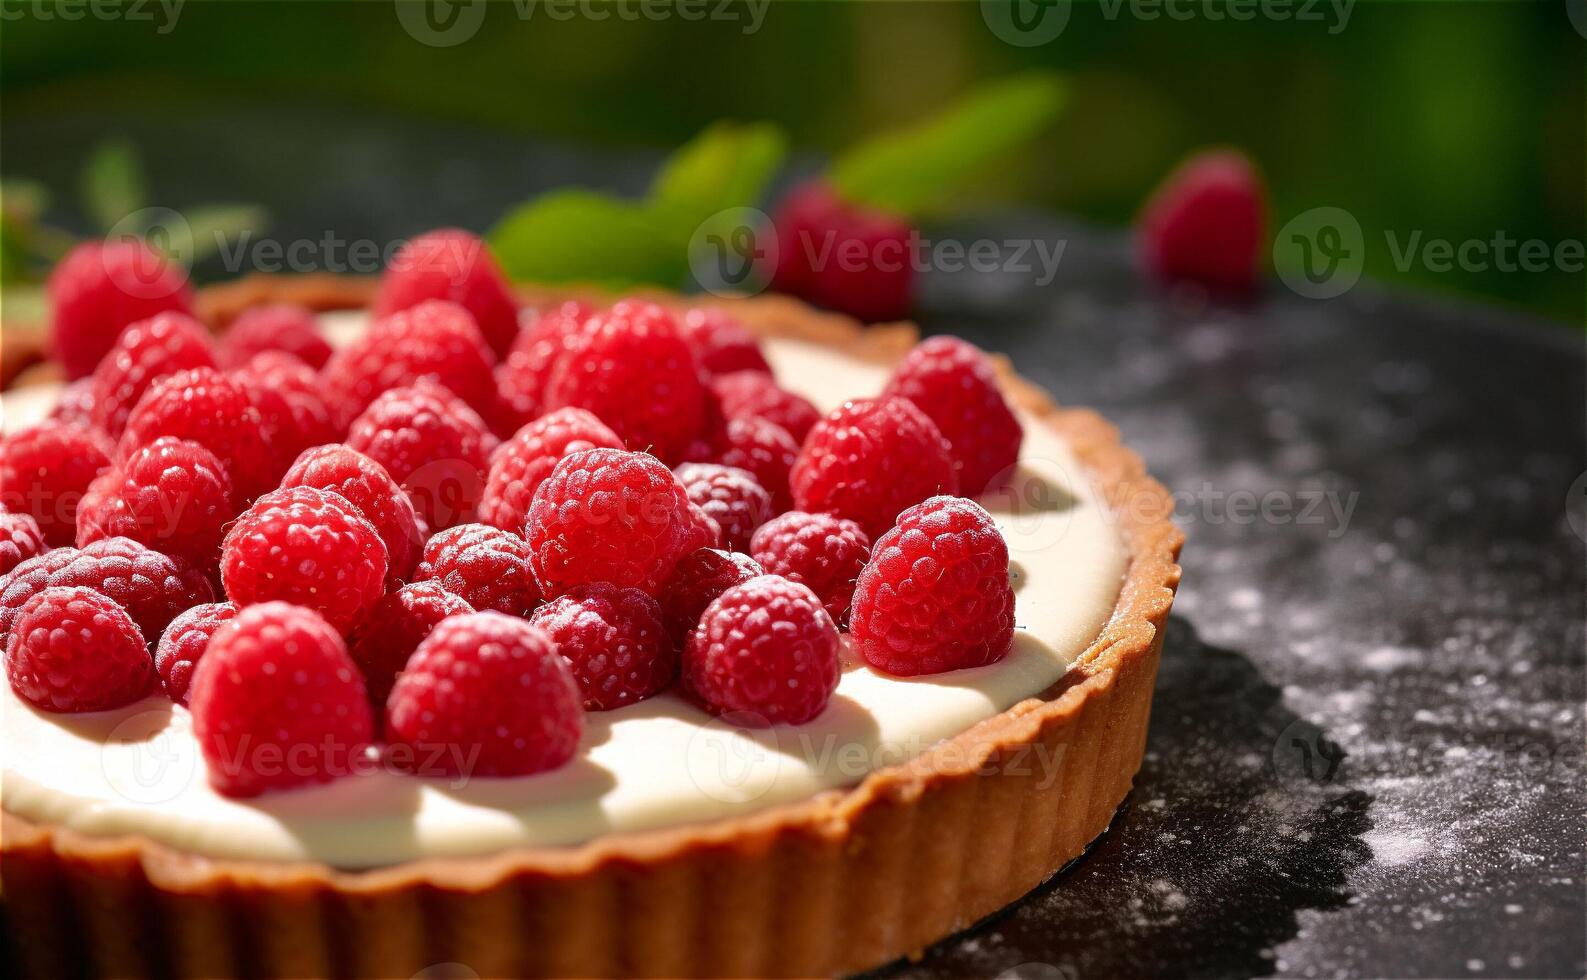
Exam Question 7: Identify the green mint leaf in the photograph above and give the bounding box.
[648,121,787,228]
[183,205,268,261]
[830,72,1067,216]
[489,189,686,288]
[80,139,148,232]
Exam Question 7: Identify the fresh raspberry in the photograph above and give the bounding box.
[658,547,763,643]
[220,486,387,634]
[219,304,332,370]
[673,463,772,552]
[75,437,235,577]
[883,336,1024,496]
[118,366,275,501]
[0,512,46,575]
[231,352,340,466]
[683,501,723,551]
[710,370,820,443]
[5,587,154,712]
[321,299,502,432]
[1137,149,1266,292]
[683,575,839,725]
[47,240,195,380]
[496,301,597,429]
[789,396,958,539]
[189,602,373,798]
[281,444,425,585]
[749,512,871,624]
[686,415,800,511]
[477,408,623,534]
[545,301,707,463]
[153,601,236,705]
[413,522,538,616]
[373,229,522,359]
[527,582,674,710]
[679,307,770,377]
[346,379,497,530]
[49,378,99,429]
[524,448,700,597]
[385,612,583,778]
[348,581,472,712]
[0,536,214,645]
[90,311,217,437]
[768,181,914,323]
[850,496,1015,676]
[0,423,113,546]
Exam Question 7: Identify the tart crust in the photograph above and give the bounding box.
[1,277,1183,979]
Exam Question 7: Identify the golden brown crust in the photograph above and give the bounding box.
[2,276,1183,979]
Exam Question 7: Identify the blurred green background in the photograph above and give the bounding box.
[2,0,1581,323]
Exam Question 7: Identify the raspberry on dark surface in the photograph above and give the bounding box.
[5,586,155,713]
[658,547,763,644]
[90,311,217,437]
[189,602,374,798]
[153,601,237,705]
[749,511,872,625]
[75,436,236,578]
[0,512,46,576]
[768,181,915,323]
[528,582,676,711]
[282,444,425,585]
[685,414,801,511]
[348,581,473,713]
[0,536,215,645]
[850,495,1015,676]
[118,366,276,501]
[679,307,772,378]
[373,229,522,359]
[477,407,623,535]
[321,299,503,433]
[710,370,820,443]
[0,422,113,546]
[1137,149,1267,292]
[47,240,195,380]
[673,462,774,552]
[385,612,583,778]
[544,300,707,464]
[219,303,333,370]
[346,379,497,530]
[789,396,959,539]
[220,486,388,634]
[883,336,1024,496]
[524,448,701,597]
[413,523,539,616]
[683,574,840,726]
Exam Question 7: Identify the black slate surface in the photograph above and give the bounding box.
[5,108,1585,979]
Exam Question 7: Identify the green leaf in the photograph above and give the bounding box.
[648,121,787,229]
[182,204,268,261]
[0,180,50,224]
[830,72,1067,216]
[80,139,148,232]
[489,189,686,288]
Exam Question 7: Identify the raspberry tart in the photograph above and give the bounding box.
[0,261,1181,978]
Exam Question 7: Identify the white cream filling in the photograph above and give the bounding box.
[0,315,1126,867]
